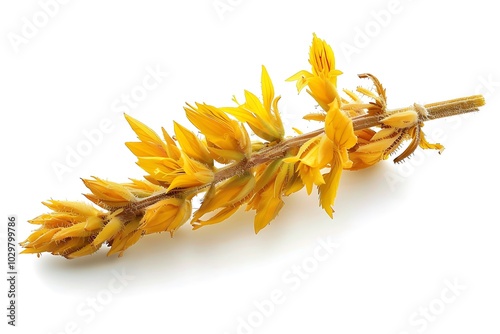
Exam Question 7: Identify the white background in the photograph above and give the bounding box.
[1,1,499,333]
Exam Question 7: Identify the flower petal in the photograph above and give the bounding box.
[173,121,213,166]
[261,65,274,113]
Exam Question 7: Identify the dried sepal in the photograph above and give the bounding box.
[348,102,445,169]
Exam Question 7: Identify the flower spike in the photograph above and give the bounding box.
[22,34,485,259]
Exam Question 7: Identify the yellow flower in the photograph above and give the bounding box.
[319,100,357,217]
[173,121,213,166]
[249,183,285,233]
[284,135,326,194]
[124,178,165,198]
[82,176,136,209]
[247,158,302,233]
[306,76,341,116]
[107,218,143,257]
[137,152,214,192]
[21,200,151,258]
[124,113,174,159]
[184,103,252,163]
[125,113,195,187]
[124,115,215,191]
[223,66,284,142]
[191,172,255,229]
[167,152,214,191]
[287,34,343,122]
[21,200,104,258]
[287,33,343,93]
[285,100,356,217]
[140,197,192,235]
[22,32,483,261]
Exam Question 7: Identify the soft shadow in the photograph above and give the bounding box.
[33,162,407,289]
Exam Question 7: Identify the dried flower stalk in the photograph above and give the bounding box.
[21,34,485,259]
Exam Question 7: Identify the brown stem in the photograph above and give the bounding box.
[423,95,485,120]
[119,95,484,219]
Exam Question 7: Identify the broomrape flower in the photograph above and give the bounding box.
[21,34,485,259]
[223,66,284,142]
[125,113,214,191]
[184,102,252,163]
[20,201,131,258]
[192,172,256,228]
[140,197,192,235]
[284,99,357,218]
[83,177,137,209]
[247,156,303,233]
[284,34,356,217]
[287,33,343,93]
